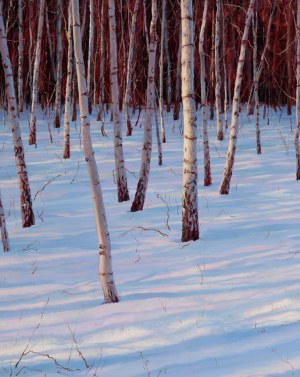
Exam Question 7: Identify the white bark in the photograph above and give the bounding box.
[159,0,166,143]
[0,1,35,228]
[0,192,9,252]
[71,0,119,303]
[63,2,73,159]
[181,0,199,242]
[219,0,254,195]
[18,0,23,112]
[123,0,141,135]
[53,0,63,128]
[215,0,223,141]
[108,0,130,202]
[199,0,212,187]
[295,0,300,180]
[155,106,163,166]
[87,0,94,114]
[131,0,158,212]
[29,0,45,145]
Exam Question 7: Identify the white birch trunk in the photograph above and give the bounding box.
[159,0,166,143]
[181,0,199,242]
[87,0,94,114]
[0,192,9,252]
[294,0,300,180]
[18,0,23,112]
[0,2,35,228]
[108,0,130,202]
[71,0,119,303]
[155,106,163,166]
[131,0,158,212]
[219,0,254,195]
[215,0,223,141]
[173,22,181,121]
[123,0,141,135]
[53,0,63,128]
[199,0,212,187]
[29,0,45,145]
[63,2,73,159]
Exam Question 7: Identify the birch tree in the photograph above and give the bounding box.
[131,0,158,212]
[199,0,212,186]
[215,0,223,140]
[72,0,119,303]
[294,0,300,180]
[96,0,105,121]
[108,0,130,202]
[219,0,254,195]
[0,192,9,252]
[63,1,73,159]
[29,0,45,145]
[181,0,199,242]
[18,0,23,112]
[53,0,63,128]
[123,0,141,135]
[0,1,35,228]
[87,0,94,114]
[159,0,166,143]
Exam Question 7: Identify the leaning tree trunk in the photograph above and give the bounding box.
[0,191,9,252]
[18,0,23,112]
[181,0,199,242]
[199,0,212,187]
[71,0,119,303]
[53,0,63,129]
[131,0,158,212]
[123,0,141,135]
[0,1,35,228]
[219,0,254,195]
[294,0,300,180]
[159,0,166,143]
[87,0,94,114]
[108,0,130,202]
[215,0,223,141]
[28,0,45,145]
[63,2,73,159]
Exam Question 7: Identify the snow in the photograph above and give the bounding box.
[1,107,300,376]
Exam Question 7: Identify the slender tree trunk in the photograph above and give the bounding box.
[159,0,166,143]
[18,0,23,112]
[181,0,199,242]
[287,4,293,115]
[29,0,45,145]
[199,0,212,187]
[108,0,130,202]
[143,0,149,53]
[0,192,9,252]
[173,22,181,121]
[219,0,254,195]
[294,0,300,180]
[53,0,63,128]
[131,0,158,212]
[45,5,56,82]
[0,2,35,228]
[87,0,94,114]
[71,68,77,121]
[222,2,228,129]
[123,0,141,136]
[215,0,223,140]
[71,0,119,303]
[63,2,73,159]
[164,7,171,113]
[155,106,163,166]
[97,0,105,122]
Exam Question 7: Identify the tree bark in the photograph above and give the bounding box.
[215,0,223,140]
[219,0,254,195]
[97,0,105,122]
[181,0,199,242]
[63,1,73,159]
[28,0,45,145]
[0,191,9,252]
[131,0,158,212]
[173,22,181,121]
[123,0,141,136]
[108,0,130,202]
[199,0,212,187]
[294,0,300,180]
[159,0,166,143]
[53,0,63,129]
[71,0,119,303]
[87,0,94,114]
[0,1,35,228]
[18,0,23,112]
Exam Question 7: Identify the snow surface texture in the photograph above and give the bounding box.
[1,108,300,376]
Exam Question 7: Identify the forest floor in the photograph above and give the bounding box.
[1,107,300,377]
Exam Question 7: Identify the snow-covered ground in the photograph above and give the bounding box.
[1,107,300,376]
